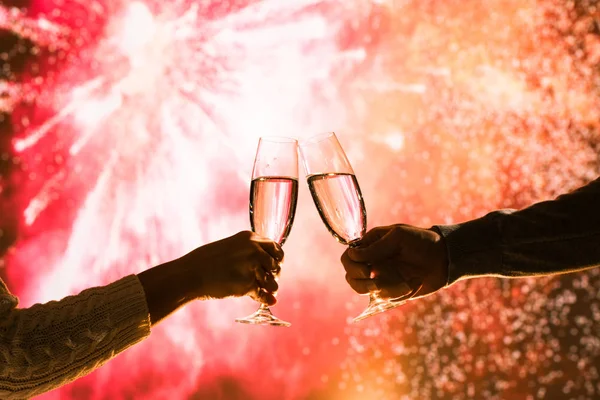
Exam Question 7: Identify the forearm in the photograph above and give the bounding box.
[435,177,600,285]
[137,259,196,325]
[0,275,151,399]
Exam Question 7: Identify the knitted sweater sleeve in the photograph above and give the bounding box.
[0,274,151,399]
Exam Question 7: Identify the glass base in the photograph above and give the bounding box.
[235,305,291,327]
[352,283,422,323]
[352,295,404,322]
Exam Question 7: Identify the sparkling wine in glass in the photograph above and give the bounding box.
[299,132,420,322]
[235,137,298,327]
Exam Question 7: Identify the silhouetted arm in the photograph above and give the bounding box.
[435,177,600,284]
[0,231,282,399]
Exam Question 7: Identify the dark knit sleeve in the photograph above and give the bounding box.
[434,177,600,285]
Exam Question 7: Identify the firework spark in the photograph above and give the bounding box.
[4,0,361,398]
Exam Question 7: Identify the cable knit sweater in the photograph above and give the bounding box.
[0,275,151,399]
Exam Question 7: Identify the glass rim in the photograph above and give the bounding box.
[259,136,298,143]
[299,132,337,146]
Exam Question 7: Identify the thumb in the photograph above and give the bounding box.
[348,227,397,263]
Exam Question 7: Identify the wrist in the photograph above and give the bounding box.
[429,227,450,287]
[137,259,196,325]
[166,258,200,302]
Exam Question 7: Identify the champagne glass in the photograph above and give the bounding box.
[235,137,298,327]
[299,132,421,322]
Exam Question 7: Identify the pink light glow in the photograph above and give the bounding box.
[1,0,600,399]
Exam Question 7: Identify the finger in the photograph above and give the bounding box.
[349,227,399,263]
[341,250,370,279]
[377,278,415,300]
[345,274,379,295]
[404,278,427,300]
[270,262,282,276]
[251,289,277,306]
[253,245,281,273]
[369,258,416,299]
[393,279,423,302]
[255,267,279,293]
[355,226,393,247]
[252,235,284,262]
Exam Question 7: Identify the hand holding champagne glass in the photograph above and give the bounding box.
[299,132,421,322]
[235,137,298,327]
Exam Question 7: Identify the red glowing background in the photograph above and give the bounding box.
[1,0,600,399]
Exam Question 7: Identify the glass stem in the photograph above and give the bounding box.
[369,291,382,304]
